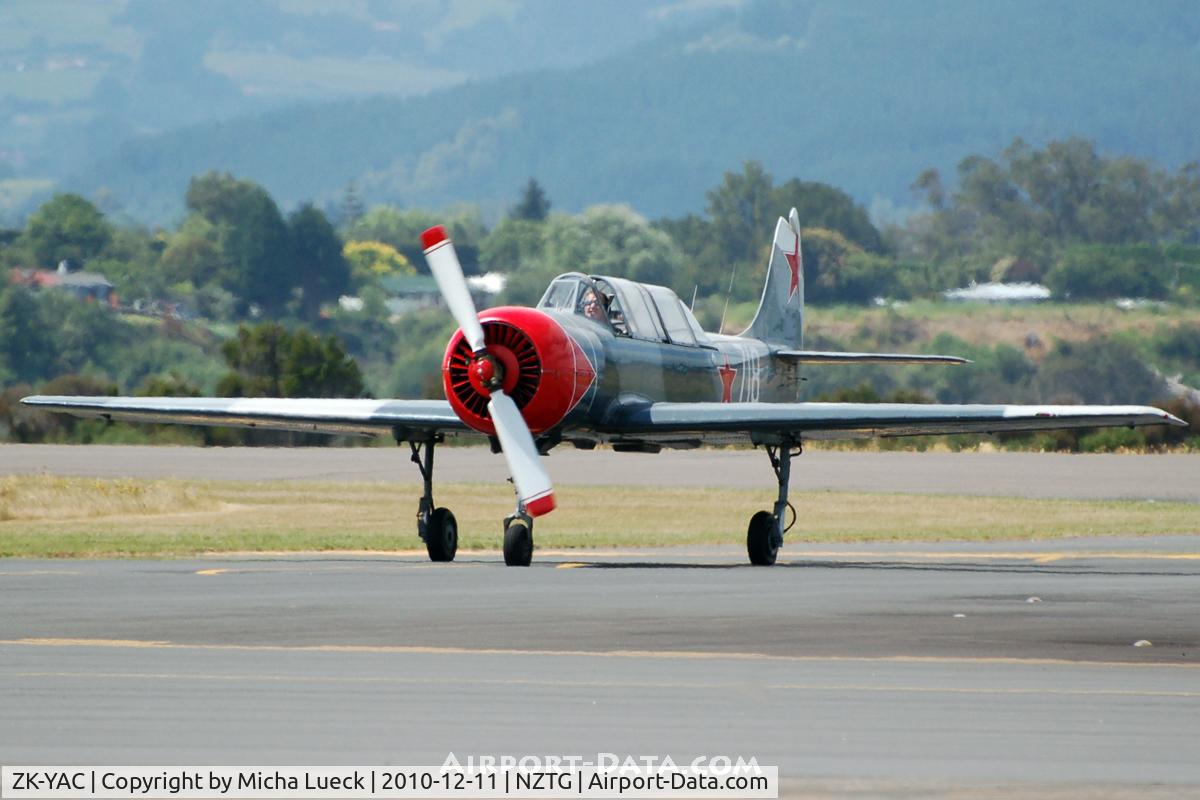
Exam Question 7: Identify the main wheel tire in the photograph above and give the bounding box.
[746,510,779,566]
[425,507,458,562]
[503,521,533,567]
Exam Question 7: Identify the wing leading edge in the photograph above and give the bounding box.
[19,396,472,439]
[605,401,1185,443]
[775,350,970,365]
[22,395,1186,445]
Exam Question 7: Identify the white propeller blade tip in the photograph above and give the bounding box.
[525,491,556,517]
[421,225,449,252]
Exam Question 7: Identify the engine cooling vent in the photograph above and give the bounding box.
[447,321,541,418]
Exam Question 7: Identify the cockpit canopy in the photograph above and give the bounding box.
[537,273,710,347]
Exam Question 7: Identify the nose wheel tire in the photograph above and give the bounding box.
[746,510,779,566]
[503,520,533,566]
[425,507,458,562]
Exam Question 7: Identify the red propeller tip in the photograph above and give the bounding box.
[525,493,556,518]
[421,225,449,250]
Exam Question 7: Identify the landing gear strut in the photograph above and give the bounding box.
[410,436,457,562]
[747,440,798,566]
[404,433,535,566]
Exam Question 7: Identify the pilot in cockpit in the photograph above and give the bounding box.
[579,288,608,322]
[579,286,630,335]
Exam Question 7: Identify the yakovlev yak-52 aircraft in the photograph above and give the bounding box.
[24,210,1185,566]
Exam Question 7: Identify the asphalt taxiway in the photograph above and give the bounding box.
[2,445,1198,793]
[2,540,1199,792]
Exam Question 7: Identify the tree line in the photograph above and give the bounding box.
[5,137,1198,322]
[1,138,1198,447]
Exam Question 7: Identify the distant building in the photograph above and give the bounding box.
[379,275,443,315]
[376,272,506,316]
[57,270,115,304]
[467,272,508,296]
[944,282,1051,303]
[7,261,117,307]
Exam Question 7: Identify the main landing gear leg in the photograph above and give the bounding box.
[409,435,457,562]
[502,504,534,567]
[747,440,798,566]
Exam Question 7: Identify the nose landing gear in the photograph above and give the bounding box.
[503,510,534,567]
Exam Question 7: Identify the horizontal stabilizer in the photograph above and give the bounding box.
[776,350,971,365]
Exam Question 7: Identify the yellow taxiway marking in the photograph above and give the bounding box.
[184,549,1200,574]
[5,670,1198,699]
[193,563,486,576]
[788,550,1200,562]
[0,570,83,576]
[546,550,1200,569]
[204,549,655,559]
[2,638,1196,670]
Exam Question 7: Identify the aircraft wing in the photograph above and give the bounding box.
[604,401,1185,444]
[19,396,473,439]
[22,395,1186,445]
[775,350,970,365]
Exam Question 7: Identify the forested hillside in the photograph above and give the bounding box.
[3,139,1199,450]
[56,0,1200,225]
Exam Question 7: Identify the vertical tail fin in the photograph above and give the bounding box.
[740,208,803,347]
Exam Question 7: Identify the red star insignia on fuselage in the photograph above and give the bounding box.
[784,235,800,299]
[717,358,737,403]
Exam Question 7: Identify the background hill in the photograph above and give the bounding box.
[39,0,1200,226]
[0,0,722,223]
[2,0,1198,227]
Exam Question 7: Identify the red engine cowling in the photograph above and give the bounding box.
[443,306,595,435]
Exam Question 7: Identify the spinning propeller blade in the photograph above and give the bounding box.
[488,391,556,516]
[422,226,486,352]
[422,225,556,517]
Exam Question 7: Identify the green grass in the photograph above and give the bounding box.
[702,299,1200,350]
[1,475,1197,558]
[803,301,1200,349]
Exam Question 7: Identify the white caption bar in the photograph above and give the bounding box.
[1,766,778,799]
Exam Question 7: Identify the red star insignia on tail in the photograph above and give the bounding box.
[717,358,737,403]
[784,235,800,299]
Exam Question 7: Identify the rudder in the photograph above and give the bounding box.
[740,208,803,347]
